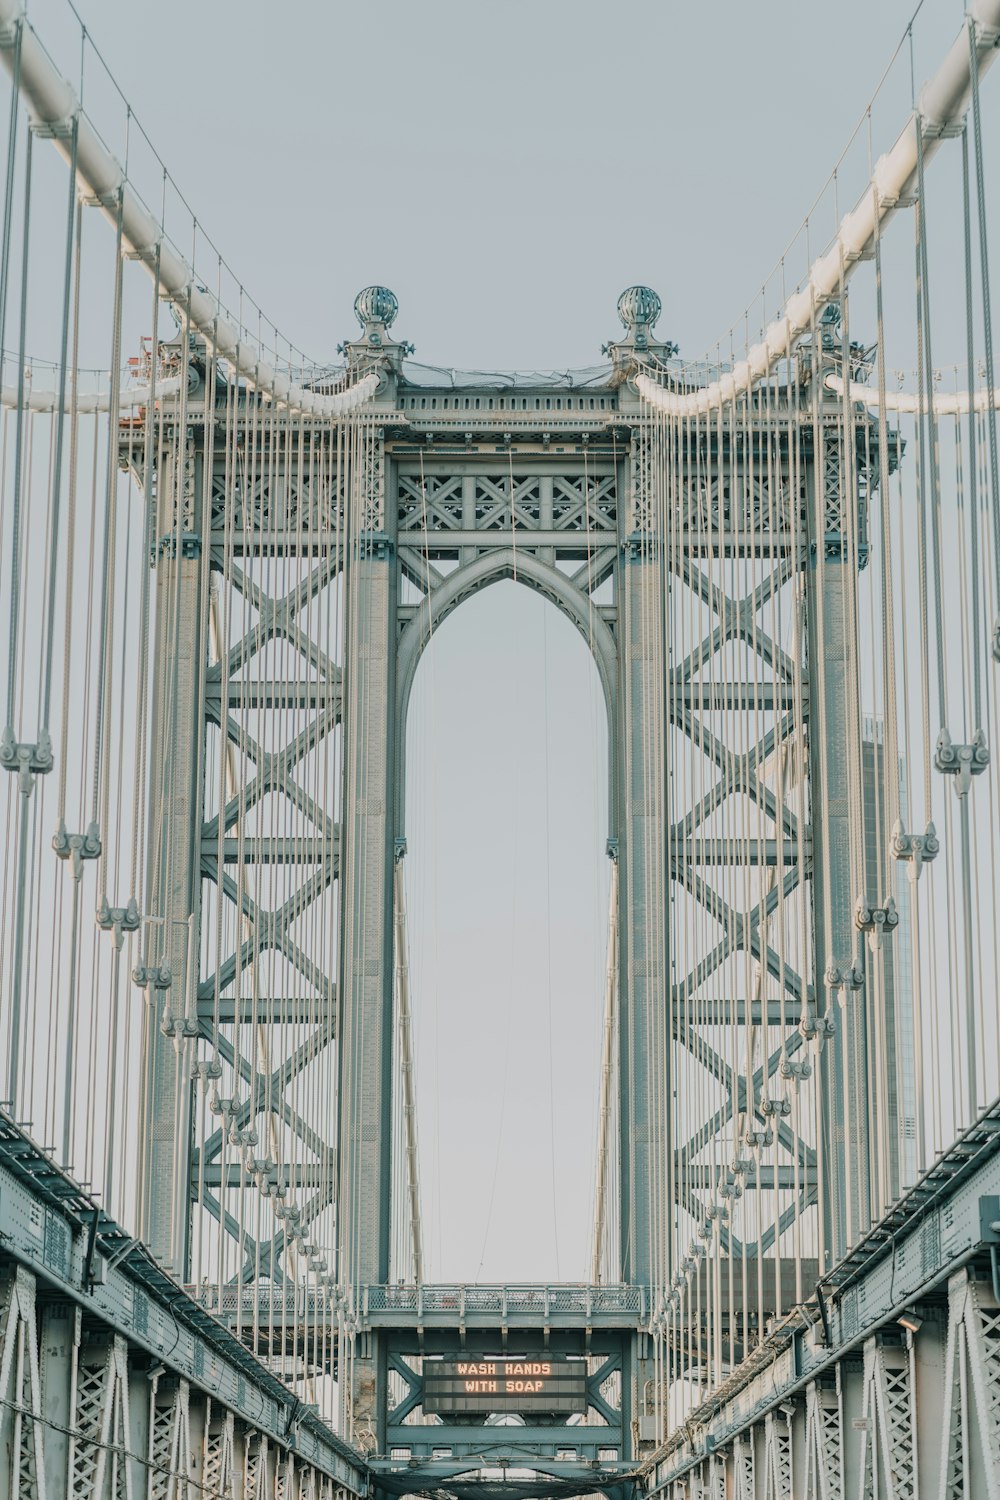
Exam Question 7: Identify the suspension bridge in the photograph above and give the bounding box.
[0,1,999,1496]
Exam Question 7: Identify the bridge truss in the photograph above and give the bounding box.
[0,0,999,1497]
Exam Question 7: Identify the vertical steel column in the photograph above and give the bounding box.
[337,426,397,1443]
[137,423,206,1275]
[616,420,669,1461]
[0,1267,46,1497]
[393,850,423,1285]
[617,423,670,1291]
[805,395,870,1266]
[591,852,620,1284]
[938,1267,1000,1497]
[127,1358,150,1499]
[38,1304,75,1497]
[911,1310,948,1493]
[837,1354,867,1499]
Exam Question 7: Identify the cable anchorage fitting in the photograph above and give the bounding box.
[934,727,989,796]
[891,819,939,879]
[799,1004,836,1046]
[52,820,102,880]
[96,897,140,950]
[780,1055,812,1085]
[825,957,865,996]
[855,895,899,951]
[0,730,53,794]
[29,106,80,142]
[250,1156,278,1195]
[192,1058,222,1089]
[760,1094,791,1121]
[744,1123,771,1155]
[132,963,172,992]
[159,1001,198,1042]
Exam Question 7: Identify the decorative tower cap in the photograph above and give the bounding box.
[354,285,398,333]
[617,285,662,337]
[340,286,411,372]
[604,286,676,386]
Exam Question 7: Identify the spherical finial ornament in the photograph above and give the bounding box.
[617,286,661,332]
[354,285,398,330]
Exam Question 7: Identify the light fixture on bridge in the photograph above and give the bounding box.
[897,1309,923,1334]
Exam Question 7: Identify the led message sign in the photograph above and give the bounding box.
[422,1358,588,1415]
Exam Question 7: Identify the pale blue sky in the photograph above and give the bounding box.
[29,0,949,370]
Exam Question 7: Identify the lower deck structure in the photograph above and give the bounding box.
[1,1102,998,1497]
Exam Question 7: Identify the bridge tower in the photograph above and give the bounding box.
[3,0,1000,1486]
[130,285,898,1463]
[330,284,672,1450]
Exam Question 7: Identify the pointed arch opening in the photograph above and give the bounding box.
[402,574,611,1282]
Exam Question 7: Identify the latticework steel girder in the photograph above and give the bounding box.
[649,1281,999,1500]
[0,1233,364,1499]
[125,419,348,1294]
[0,1113,367,1498]
[644,1100,1000,1500]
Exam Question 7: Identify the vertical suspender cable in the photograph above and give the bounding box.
[967,17,1000,622]
[38,120,78,740]
[392,855,423,1285]
[591,853,619,1283]
[4,123,32,1107]
[92,188,125,883]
